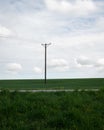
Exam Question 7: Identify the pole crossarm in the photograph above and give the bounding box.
[41,43,51,47]
[41,43,51,84]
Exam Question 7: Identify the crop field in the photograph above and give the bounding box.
[0,89,104,130]
[0,78,104,90]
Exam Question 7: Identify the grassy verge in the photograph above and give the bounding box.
[0,78,104,90]
[0,89,104,130]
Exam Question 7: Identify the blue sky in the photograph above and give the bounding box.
[0,0,104,79]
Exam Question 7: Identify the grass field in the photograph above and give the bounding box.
[0,89,104,130]
[0,78,104,90]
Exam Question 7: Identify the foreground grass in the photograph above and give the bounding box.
[0,90,104,130]
[0,78,104,89]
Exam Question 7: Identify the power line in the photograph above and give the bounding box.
[41,43,51,84]
[0,35,41,44]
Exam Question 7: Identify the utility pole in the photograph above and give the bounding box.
[41,43,51,84]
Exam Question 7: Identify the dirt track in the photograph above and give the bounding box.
[0,89,99,92]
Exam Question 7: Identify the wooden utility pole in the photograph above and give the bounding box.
[41,43,51,84]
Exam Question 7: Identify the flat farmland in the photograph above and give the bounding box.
[0,78,104,90]
[0,90,104,130]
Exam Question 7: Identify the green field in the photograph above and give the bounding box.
[0,78,104,90]
[0,90,104,130]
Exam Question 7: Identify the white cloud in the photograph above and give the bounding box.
[44,0,97,16]
[96,58,104,66]
[75,56,93,68]
[0,25,12,37]
[54,66,69,72]
[75,57,104,72]
[48,58,69,72]
[94,58,104,71]
[6,63,22,73]
[49,58,68,67]
[33,67,42,74]
[95,17,104,31]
